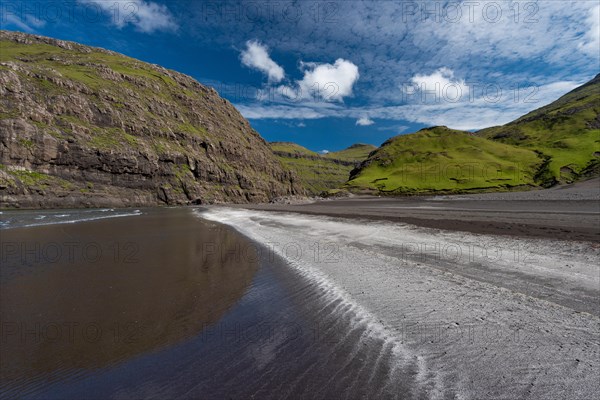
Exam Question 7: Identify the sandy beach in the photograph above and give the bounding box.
[200,178,600,399]
[1,208,430,399]
[240,178,600,242]
[1,179,598,399]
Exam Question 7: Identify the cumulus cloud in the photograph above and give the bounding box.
[241,40,285,83]
[579,5,600,56]
[281,59,359,102]
[187,2,597,105]
[319,150,330,154]
[408,68,469,103]
[356,117,374,126]
[78,0,177,33]
[220,2,594,131]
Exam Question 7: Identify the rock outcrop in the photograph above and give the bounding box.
[0,31,302,208]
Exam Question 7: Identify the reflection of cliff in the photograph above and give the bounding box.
[0,208,258,385]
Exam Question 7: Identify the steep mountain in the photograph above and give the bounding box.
[347,126,542,194]
[477,74,600,185]
[270,142,374,194]
[0,31,301,208]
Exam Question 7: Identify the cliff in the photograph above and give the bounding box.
[0,31,302,208]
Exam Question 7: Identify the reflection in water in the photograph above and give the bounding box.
[1,208,426,399]
[0,208,258,397]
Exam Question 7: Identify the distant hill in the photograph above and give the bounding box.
[0,31,301,208]
[477,74,600,185]
[270,142,321,158]
[347,75,599,194]
[346,126,542,194]
[270,142,375,195]
[325,143,376,162]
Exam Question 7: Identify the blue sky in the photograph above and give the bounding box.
[1,1,599,152]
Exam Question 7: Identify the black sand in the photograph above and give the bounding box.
[240,178,600,242]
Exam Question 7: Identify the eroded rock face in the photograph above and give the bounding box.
[0,31,302,208]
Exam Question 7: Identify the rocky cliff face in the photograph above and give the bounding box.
[0,31,302,208]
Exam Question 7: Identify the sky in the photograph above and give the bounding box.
[1,0,599,152]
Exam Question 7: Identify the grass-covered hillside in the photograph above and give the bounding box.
[346,127,542,194]
[325,143,376,162]
[477,74,600,185]
[347,75,599,195]
[270,142,375,195]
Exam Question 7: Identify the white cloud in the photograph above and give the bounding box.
[3,14,46,32]
[408,68,469,103]
[187,2,597,105]
[579,5,600,57]
[364,80,584,130]
[281,59,359,102]
[406,2,599,71]
[378,124,409,133]
[237,78,584,131]
[240,40,285,83]
[356,117,374,126]
[235,104,330,120]
[217,2,595,131]
[319,150,330,154]
[78,0,177,33]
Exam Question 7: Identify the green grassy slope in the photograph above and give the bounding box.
[270,142,374,194]
[477,74,600,185]
[347,75,599,194]
[270,142,320,157]
[325,143,376,162]
[346,127,542,194]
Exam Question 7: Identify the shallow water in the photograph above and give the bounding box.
[0,208,142,230]
[0,207,422,399]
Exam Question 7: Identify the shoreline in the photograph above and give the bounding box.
[230,206,600,242]
[2,204,598,398]
[1,208,427,398]
[201,207,600,399]
[3,178,598,241]
[235,178,600,242]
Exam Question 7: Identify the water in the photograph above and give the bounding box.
[0,207,422,399]
[0,208,142,230]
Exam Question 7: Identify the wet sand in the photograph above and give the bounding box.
[203,194,600,399]
[240,178,600,242]
[1,179,598,399]
[1,208,427,399]
[0,208,259,397]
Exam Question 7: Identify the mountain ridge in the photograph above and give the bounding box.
[1,31,597,205]
[477,73,600,185]
[346,76,599,194]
